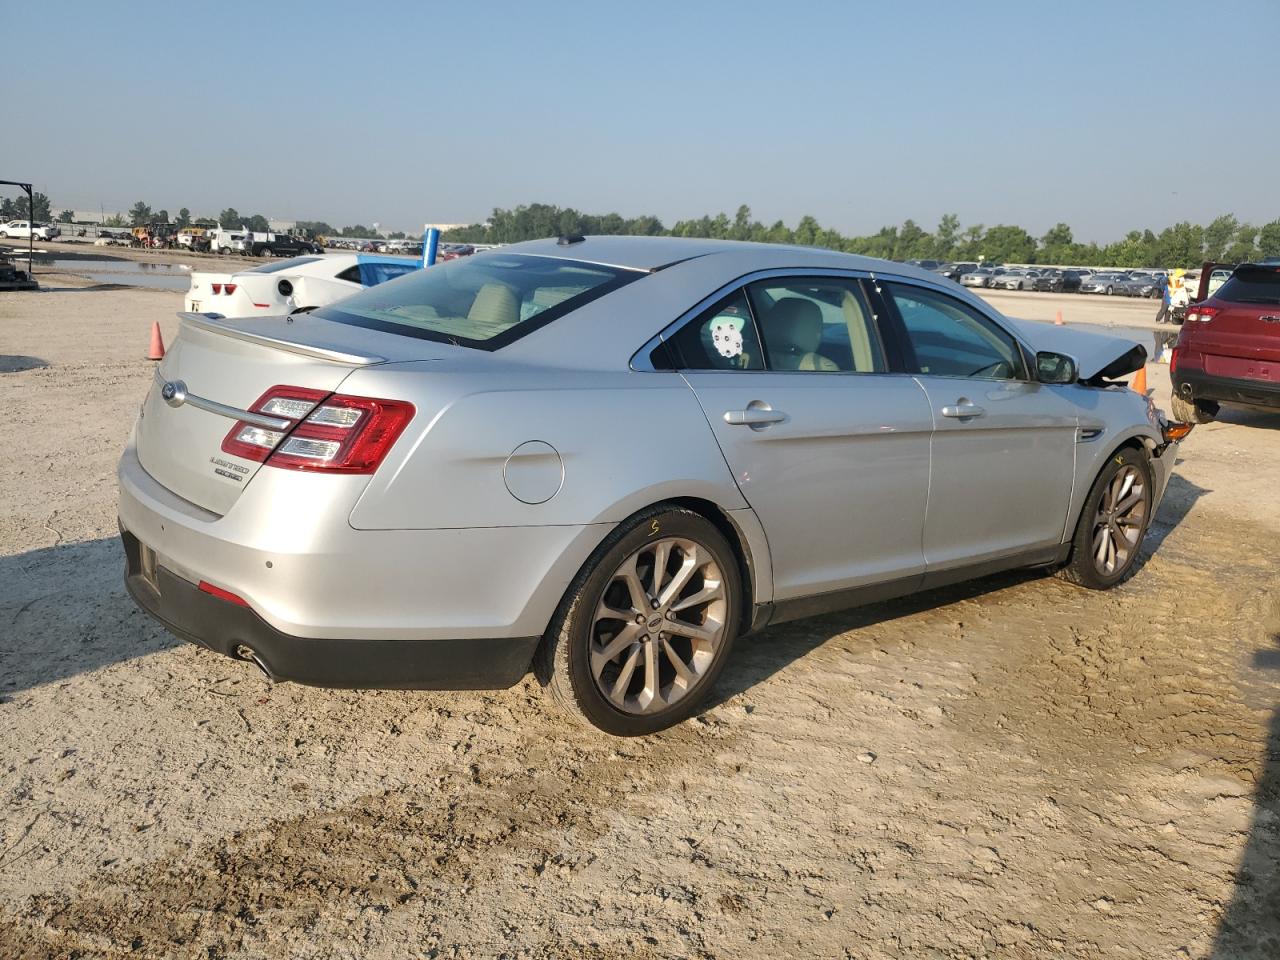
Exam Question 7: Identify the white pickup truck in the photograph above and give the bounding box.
[0,220,61,241]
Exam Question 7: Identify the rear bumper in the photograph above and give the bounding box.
[1175,367,1280,409]
[121,527,539,689]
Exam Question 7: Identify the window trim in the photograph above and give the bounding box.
[868,277,1034,382]
[741,275,890,375]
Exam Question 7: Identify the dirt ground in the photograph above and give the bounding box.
[1,269,1277,959]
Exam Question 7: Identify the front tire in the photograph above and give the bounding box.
[535,506,743,735]
[1059,447,1154,590]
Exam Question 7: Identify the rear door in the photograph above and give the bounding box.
[876,280,1078,571]
[669,274,933,600]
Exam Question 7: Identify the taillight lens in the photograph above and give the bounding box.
[1186,306,1218,323]
[225,283,237,295]
[220,386,414,474]
[211,283,222,294]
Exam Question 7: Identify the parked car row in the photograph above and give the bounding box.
[929,261,1168,296]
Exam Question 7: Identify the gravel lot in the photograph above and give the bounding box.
[1,265,1277,959]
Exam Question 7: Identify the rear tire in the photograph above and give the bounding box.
[1170,393,1217,424]
[1059,447,1154,590]
[535,505,743,736]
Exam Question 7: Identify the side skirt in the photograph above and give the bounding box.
[753,543,1071,630]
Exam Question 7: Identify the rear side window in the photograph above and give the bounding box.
[1215,265,1280,304]
[747,278,885,372]
[315,254,642,350]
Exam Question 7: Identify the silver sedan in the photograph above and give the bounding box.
[119,237,1183,734]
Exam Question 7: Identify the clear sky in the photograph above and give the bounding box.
[5,0,1278,241]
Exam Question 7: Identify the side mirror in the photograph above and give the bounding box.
[1036,350,1077,385]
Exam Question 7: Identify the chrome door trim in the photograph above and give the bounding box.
[152,370,292,430]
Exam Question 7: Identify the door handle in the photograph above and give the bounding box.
[940,401,986,419]
[724,407,787,427]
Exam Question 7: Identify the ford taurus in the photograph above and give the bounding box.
[119,236,1184,735]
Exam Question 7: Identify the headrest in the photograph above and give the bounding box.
[766,297,823,354]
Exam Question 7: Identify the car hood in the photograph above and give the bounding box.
[1007,318,1146,382]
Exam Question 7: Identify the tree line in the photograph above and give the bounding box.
[443,203,1280,269]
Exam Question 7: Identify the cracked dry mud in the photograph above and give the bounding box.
[1,282,1277,958]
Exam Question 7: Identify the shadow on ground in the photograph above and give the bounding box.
[1213,614,1280,958]
[0,538,178,698]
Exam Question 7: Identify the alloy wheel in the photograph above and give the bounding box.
[1091,465,1148,575]
[589,537,728,715]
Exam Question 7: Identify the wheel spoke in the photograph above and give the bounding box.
[1094,526,1111,567]
[669,582,722,613]
[638,637,660,709]
[610,644,642,701]
[591,624,641,674]
[596,602,636,623]
[661,637,696,687]
[649,540,671,600]
[658,545,702,607]
[617,553,650,612]
[667,617,719,645]
[1115,489,1144,517]
[1116,469,1137,504]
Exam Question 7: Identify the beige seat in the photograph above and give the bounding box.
[467,282,520,337]
[763,297,839,371]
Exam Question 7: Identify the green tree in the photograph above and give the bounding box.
[218,207,241,228]
[1155,222,1205,269]
[1223,224,1258,264]
[156,209,169,224]
[932,213,960,260]
[57,209,75,223]
[175,208,191,229]
[980,225,1035,263]
[1202,214,1239,262]
[103,213,127,227]
[1258,219,1280,258]
[129,201,153,226]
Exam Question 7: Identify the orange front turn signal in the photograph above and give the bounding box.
[1162,421,1194,443]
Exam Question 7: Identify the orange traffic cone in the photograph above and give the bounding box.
[1130,364,1148,396]
[147,321,165,361]
[1054,310,1065,326]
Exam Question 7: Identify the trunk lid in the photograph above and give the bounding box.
[135,313,398,515]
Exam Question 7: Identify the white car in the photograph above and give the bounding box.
[184,254,422,317]
[1,220,59,241]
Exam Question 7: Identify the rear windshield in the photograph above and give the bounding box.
[315,254,642,349]
[246,257,320,274]
[1215,265,1280,304]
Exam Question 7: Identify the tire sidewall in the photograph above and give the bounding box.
[1071,447,1155,588]
[560,509,743,736]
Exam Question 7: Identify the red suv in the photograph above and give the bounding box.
[1171,262,1280,422]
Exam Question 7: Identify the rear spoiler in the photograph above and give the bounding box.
[178,312,387,366]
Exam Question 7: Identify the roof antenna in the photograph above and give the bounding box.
[557,233,586,245]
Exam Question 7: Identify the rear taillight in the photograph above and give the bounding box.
[211,283,222,294]
[225,283,237,295]
[1186,306,1218,323]
[220,386,414,474]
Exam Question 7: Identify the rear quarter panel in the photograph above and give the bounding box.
[344,364,749,532]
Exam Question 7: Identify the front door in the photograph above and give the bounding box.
[878,280,1078,572]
